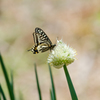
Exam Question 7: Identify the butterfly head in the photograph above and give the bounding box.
[50,44,56,50]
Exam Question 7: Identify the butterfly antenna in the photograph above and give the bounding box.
[28,48,32,51]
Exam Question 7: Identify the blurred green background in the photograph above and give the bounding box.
[0,0,100,100]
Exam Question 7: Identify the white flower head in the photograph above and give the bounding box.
[47,40,77,68]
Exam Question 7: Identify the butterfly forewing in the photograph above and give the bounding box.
[35,27,52,45]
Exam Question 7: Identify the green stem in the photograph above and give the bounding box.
[34,64,42,100]
[0,85,6,100]
[48,64,56,100]
[63,64,78,100]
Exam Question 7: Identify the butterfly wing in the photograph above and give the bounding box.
[32,32,39,46]
[35,27,52,46]
[36,42,50,52]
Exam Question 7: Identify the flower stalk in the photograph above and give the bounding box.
[63,64,78,100]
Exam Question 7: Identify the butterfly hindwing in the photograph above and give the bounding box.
[37,42,50,52]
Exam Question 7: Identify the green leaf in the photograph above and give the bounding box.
[10,71,14,90]
[0,54,15,100]
[10,71,15,100]
[34,64,42,100]
[0,84,7,100]
[48,64,56,100]
[0,91,1,100]
[63,64,78,100]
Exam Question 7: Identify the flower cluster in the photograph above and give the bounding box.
[47,40,76,68]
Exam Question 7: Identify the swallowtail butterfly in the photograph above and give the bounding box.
[28,27,56,54]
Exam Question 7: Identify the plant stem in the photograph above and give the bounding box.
[63,64,78,100]
[34,64,42,100]
[48,64,56,100]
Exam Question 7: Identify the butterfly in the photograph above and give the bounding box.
[28,27,56,54]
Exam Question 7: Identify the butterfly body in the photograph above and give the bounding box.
[28,27,56,54]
